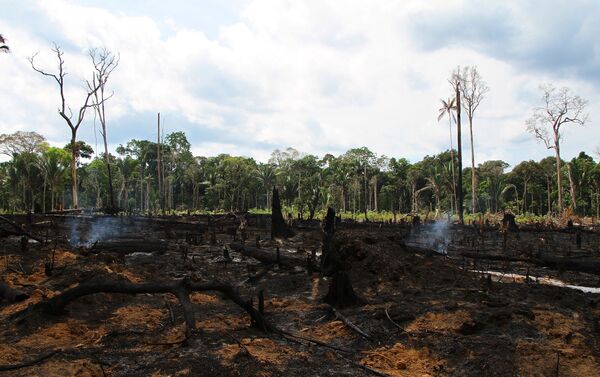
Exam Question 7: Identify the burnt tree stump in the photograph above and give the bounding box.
[321,207,360,308]
[271,187,294,239]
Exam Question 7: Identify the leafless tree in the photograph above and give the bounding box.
[449,67,464,223]
[526,84,589,213]
[29,44,106,209]
[89,48,119,212]
[459,66,489,214]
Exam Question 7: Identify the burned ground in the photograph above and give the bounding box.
[1,215,600,376]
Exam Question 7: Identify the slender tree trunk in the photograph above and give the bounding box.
[363,165,368,221]
[373,175,378,212]
[567,163,576,211]
[468,115,476,213]
[522,180,527,214]
[448,115,457,214]
[554,135,563,213]
[42,176,46,212]
[70,132,78,209]
[50,182,55,211]
[455,85,464,223]
[99,101,115,211]
[547,176,552,215]
[157,113,162,213]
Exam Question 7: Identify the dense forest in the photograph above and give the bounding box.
[1,129,599,219]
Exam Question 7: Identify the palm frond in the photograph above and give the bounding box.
[500,184,517,196]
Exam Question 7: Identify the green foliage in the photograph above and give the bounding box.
[1,130,599,219]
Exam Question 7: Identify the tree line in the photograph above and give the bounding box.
[1,131,599,219]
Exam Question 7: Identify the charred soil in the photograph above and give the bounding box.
[1,214,600,376]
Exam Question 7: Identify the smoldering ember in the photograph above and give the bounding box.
[1,2,600,377]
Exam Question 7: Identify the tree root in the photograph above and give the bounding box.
[332,307,372,341]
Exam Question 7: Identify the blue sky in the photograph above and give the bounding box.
[0,0,598,166]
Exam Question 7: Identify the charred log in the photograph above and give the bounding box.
[229,243,304,269]
[0,215,45,244]
[88,239,168,254]
[27,275,278,338]
[0,280,29,303]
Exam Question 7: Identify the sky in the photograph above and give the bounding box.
[0,0,599,167]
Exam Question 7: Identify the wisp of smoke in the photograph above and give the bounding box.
[69,217,121,247]
[407,217,451,255]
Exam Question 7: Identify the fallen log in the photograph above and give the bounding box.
[89,239,168,254]
[27,275,278,338]
[460,251,600,276]
[399,242,441,257]
[0,216,45,244]
[43,208,84,215]
[0,280,29,303]
[229,243,304,269]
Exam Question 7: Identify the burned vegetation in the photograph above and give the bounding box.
[1,202,600,377]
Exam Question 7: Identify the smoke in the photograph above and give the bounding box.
[407,218,452,255]
[69,217,122,247]
[430,220,451,255]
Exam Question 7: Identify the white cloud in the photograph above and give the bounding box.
[0,0,597,166]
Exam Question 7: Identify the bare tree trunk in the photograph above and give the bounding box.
[455,84,464,223]
[567,163,577,211]
[468,116,476,213]
[522,180,527,214]
[70,133,78,209]
[448,115,457,214]
[50,182,55,211]
[554,135,564,213]
[157,113,162,213]
[373,175,378,212]
[547,176,552,215]
[363,165,368,221]
[42,176,46,213]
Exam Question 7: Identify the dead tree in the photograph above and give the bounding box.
[271,187,293,239]
[321,207,360,308]
[459,66,489,214]
[450,67,464,224]
[526,85,589,212]
[89,48,119,214]
[29,44,106,209]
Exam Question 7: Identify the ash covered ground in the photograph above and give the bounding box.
[1,214,600,377]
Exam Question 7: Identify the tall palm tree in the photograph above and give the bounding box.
[0,34,9,53]
[255,163,277,209]
[438,97,457,213]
